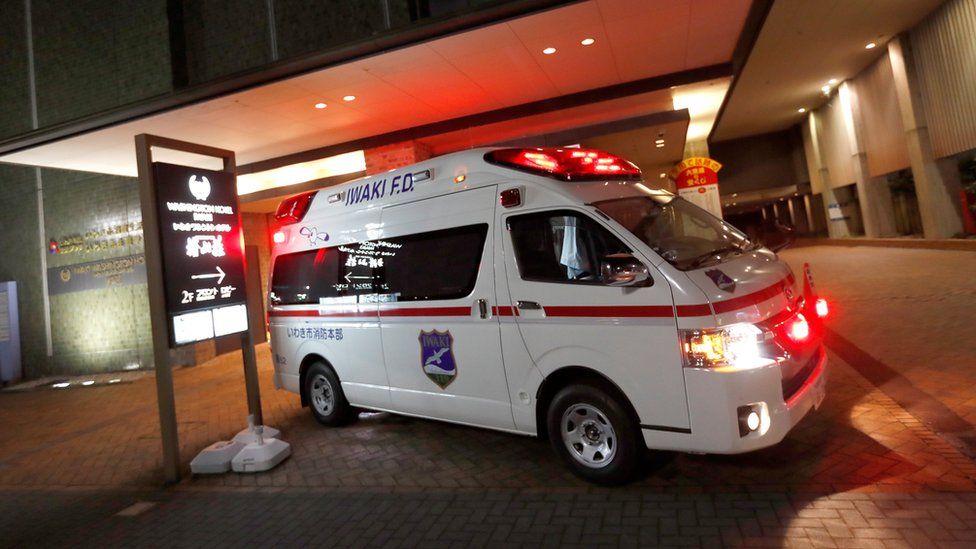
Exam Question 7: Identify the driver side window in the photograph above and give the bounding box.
[507,210,630,284]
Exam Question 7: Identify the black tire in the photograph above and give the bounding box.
[546,382,642,485]
[303,362,355,426]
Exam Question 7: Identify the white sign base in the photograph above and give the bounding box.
[190,419,288,475]
[232,438,291,473]
[190,440,246,474]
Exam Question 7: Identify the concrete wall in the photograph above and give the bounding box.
[31,0,172,128]
[710,129,808,195]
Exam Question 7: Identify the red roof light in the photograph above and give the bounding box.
[275,191,317,225]
[485,148,641,181]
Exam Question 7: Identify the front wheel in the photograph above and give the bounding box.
[547,383,642,485]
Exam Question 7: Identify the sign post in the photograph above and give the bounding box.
[135,134,262,484]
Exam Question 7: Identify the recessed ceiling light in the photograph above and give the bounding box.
[580,38,595,46]
[542,47,556,55]
[828,78,838,85]
[314,102,327,109]
[865,42,877,49]
[798,107,806,113]
[654,138,665,144]
[342,95,356,102]
[655,143,665,148]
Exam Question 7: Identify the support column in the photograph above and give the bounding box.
[839,82,898,237]
[772,200,788,224]
[790,196,810,233]
[806,112,852,238]
[888,37,964,238]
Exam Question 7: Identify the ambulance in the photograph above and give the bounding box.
[267,147,828,484]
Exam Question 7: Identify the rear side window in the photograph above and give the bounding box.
[507,210,630,284]
[270,224,488,305]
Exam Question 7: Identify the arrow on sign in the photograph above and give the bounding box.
[192,266,226,285]
[344,272,372,282]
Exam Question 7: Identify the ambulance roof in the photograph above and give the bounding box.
[288,147,673,222]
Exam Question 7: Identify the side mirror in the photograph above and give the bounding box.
[600,253,651,287]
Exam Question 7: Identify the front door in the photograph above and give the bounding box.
[378,186,514,430]
[501,207,690,431]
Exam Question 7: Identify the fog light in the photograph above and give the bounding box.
[737,403,767,437]
[746,411,760,431]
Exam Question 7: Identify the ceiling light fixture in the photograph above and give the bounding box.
[828,78,838,85]
[865,42,877,49]
[314,102,327,109]
[654,138,665,144]
[580,38,595,46]
[655,143,665,148]
[798,107,806,113]
[342,95,356,102]
[542,47,556,55]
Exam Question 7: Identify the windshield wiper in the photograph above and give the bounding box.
[687,245,743,269]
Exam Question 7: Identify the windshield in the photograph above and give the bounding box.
[593,195,755,270]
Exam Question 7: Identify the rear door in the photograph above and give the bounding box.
[378,187,514,430]
[501,207,690,431]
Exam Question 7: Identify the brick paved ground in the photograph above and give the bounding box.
[0,245,973,547]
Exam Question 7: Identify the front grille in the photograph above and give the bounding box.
[782,348,822,401]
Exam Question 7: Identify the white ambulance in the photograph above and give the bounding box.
[267,147,828,484]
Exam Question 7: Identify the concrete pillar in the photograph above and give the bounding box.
[773,200,789,224]
[839,82,898,237]
[888,37,964,238]
[790,196,811,233]
[364,140,433,176]
[683,139,709,160]
[806,112,852,238]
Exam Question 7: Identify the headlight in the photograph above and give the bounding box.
[681,323,777,371]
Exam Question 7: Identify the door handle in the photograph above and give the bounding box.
[516,300,541,310]
[477,299,489,319]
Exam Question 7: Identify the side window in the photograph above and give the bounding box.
[382,224,488,301]
[507,210,631,284]
[270,223,488,305]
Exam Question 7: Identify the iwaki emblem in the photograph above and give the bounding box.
[419,330,457,389]
[188,175,211,201]
[705,269,736,293]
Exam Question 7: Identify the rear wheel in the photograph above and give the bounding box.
[304,362,354,426]
[546,382,641,485]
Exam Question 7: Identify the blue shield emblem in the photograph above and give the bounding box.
[705,269,736,293]
[419,330,457,389]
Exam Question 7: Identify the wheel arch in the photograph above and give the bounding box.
[534,365,642,439]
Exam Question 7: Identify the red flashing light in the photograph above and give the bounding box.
[788,313,811,342]
[500,187,522,208]
[275,191,318,225]
[815,298,828,319]
[272,231,286,244]
[485,148,641,181]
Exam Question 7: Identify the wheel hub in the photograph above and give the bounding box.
[560,403,617,469]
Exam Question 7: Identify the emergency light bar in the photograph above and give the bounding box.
[275,191,318,225]
[485,148,641,181]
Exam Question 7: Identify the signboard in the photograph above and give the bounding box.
[47,254,147,295]
[153,162,248,346]
[675,157,723,219]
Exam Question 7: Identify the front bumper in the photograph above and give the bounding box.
[643,345,827,454]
